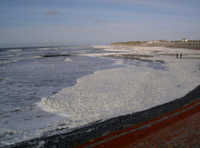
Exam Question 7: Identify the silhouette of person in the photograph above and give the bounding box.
[180,53,182,59]
[176,53,178,59]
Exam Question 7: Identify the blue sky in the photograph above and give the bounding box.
[0,0,200,46]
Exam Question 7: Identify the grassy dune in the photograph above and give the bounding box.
[112,40,200,50]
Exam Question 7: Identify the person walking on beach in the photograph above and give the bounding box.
[180,53,182,59]
[176,53,183,59]
[176,53,178,59]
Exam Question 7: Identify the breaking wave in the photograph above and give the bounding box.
[9,49,22,52]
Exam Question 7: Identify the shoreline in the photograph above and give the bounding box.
[92,45,200,62]
[3,45,200,148]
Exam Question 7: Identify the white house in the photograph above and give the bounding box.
[182,38,188,42]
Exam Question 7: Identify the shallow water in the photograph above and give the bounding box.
[0,46,114,145]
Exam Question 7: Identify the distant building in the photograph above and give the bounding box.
[147,40,160,44]
[182,38,188,42]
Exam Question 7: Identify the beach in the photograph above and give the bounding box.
[1,45,200,147]
[39,45,200,127]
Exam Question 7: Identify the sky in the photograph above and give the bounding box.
[0,0,200,46]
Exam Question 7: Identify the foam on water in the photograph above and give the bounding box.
[37,47,61,51]
[0,59,20,65]
[9,49,22,52]
[38,58,200,128]
[64,58,72,62]
[37,48,51,51]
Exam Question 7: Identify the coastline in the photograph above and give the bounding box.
[3,45,200,148]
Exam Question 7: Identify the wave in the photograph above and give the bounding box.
[64,58,72,62]
[37,48,51,51]
[0,60,18,65]
[0,57,24,65]
[9,49,22,52]
[32,56,42,59]
[37,47,62,51]
[41,54,71,58]
[113,59,124,65]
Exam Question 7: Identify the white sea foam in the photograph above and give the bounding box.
[113,59,124,65]
[80,52,129,57]
[0,59,20,65]
[37,48,51,51]
[37,47,62,51]
[9,49,22,52]
[38,54,200,127]
[64,58,72,62]
[32,56,42,59]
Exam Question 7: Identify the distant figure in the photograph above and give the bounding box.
[176,53,179,59]
[180,53,183,59]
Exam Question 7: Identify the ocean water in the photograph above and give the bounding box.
[0,45,167,146]
[0,46,117,146]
